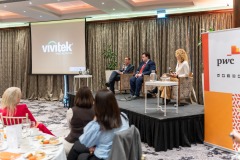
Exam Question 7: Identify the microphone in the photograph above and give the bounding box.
[168,67,173,73]
[122,63,125,70]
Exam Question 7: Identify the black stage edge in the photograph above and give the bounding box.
[67,92,204,152]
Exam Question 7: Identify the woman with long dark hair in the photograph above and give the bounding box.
[67,89,129,160]
[64,86,95,155]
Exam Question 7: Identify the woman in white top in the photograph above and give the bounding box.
[170,49,189,78]
[160,49,190,100]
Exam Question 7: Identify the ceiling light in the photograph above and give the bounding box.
[40,15,42,18]
[3,5,7,8]
[102,2,104,5]
[23,11,26,13]
[29,1,32,5]
[57,0,61,1]
[113,8,115,11]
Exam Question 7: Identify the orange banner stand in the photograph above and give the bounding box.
[203,28,240,152]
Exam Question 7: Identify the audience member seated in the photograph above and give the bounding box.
[67,89,129,160]
[105,57,134,94]
[150,49,189,104]
[0,87,54,135]
[64,87,95,155]
[230,130,240,144]
[129,52,156,100]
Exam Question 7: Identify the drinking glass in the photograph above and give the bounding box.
[22,119,31,137]
[30,121,36,128]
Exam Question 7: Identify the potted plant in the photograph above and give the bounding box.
[102,45,118,82]
[102,45,117,70]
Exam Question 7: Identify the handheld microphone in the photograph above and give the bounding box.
[122,63,125,70]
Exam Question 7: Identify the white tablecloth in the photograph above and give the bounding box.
[1,132,67,160]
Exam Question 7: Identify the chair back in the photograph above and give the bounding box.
[119,66,135,93]
[119,74,133,92]
[0,113,28,127]
[108,125,142,160]
[171,74,193,104]
[189,72,193,77]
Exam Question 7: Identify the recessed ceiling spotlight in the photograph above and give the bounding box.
[40,15,42,17]
[113,8,115,11]
[23,10,26,13]
[29,1,32,5]
[3,4,7,8]
[57,0,61,1]
[102,2,104,5]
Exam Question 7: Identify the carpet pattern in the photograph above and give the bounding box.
[18,99,235,160]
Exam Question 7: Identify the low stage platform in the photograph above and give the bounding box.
[68,92,204,152]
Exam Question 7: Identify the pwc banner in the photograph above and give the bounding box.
[203,28,240,151]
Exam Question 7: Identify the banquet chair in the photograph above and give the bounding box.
[108,125,142,160]
[0,113,29,127]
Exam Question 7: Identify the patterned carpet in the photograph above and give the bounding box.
[20,99,235,160]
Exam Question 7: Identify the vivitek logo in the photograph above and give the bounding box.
[42,41,73,54]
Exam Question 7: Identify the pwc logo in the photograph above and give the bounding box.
[42,41,73,54]
[217,45,240,66]
[227,45,240,56]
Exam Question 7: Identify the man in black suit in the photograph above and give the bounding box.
[105,57,134,94]
[130,52,156,99]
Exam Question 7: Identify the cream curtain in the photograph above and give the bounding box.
[86,12,233,104]
[0,12,233,104]
[0,27,64,100]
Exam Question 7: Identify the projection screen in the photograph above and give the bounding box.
[31,19,86,74]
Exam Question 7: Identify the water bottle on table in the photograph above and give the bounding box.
[150,70,157,81]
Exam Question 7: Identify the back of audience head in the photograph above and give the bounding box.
[175,49,188,62]
[94,89,122,130]
[74,86,94,109]
[1,87,21,116]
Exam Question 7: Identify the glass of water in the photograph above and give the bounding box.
[22,119,31,137]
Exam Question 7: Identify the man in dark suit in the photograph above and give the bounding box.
[106,57,134,94]
[130,52,156,99]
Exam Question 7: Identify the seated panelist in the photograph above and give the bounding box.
[150,49,190,103]
[129,52,156,100]
[105,56,134,94]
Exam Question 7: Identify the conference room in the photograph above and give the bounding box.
[0,0,239,159]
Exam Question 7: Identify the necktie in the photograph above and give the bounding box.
[139,63,146,74]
